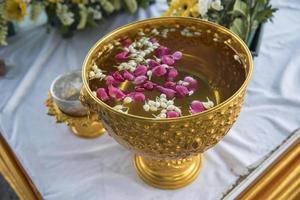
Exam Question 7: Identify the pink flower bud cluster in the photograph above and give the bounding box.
[93,36,213,117]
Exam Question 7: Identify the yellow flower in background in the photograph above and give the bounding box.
[163,0,199,17]
[5,0,27,21]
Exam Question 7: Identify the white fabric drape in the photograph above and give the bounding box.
[0,0,299,199]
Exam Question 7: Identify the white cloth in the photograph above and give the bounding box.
[0,0,299,199]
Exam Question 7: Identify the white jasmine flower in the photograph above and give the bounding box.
[149,105,157,112]
[123,97,133,104]
[143,104,150,112]
[160,94,167,99]
[211,0,224,11]
[89,71,95,78]
[202,97,214,109]
[167,105,175,111]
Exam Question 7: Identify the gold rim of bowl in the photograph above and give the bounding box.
[82,16,253,122]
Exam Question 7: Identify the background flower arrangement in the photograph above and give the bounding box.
[0,0,154,45]
[164,0,277,51]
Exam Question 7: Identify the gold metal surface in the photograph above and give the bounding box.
[237,135,300,200]
[0,134,42,200]
[134,155,202,189]
[45,93,105,138]
[80,17,253,189]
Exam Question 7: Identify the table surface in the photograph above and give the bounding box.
[0,0,300,199]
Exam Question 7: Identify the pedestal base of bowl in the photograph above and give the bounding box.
[133,154,202,189]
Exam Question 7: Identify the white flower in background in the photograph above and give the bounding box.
[100,0,115,13]
[198,0,223,17]
[211,0,224,11]
[88,7,102,20]
[124,0,138,14]
[198,0,212,17]
[56,3,75,26]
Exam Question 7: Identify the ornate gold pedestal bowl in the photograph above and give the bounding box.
[80,17,253,189]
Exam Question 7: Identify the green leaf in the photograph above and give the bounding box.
[230,18,246,40]
[233,0,249,17]
[255,7,277,23]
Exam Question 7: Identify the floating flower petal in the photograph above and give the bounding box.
[184,76,198,91]
[105,75,119,86]
[152,65,167,77]
[134,65,147,76]
[172,51,182,60]
[166,111,179,118]
[156,86,176,98]
[143,81,155,90]
[161,55,175,65]
[176,85,189,97]
[128,92,146,102]
[108,85,125,100]
[96,88,110,101]
[133,75,147,85]
[148,59,160,69]
[189,100,205,114]
[166,68,178,81]
[155,46,170,58]
[164,81,176,88]
[115,51,129,61]
[112,71,125,82]
[123,70,135,81]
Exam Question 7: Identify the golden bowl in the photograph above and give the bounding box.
[80,17,253,189]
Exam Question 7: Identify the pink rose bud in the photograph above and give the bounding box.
[112,71,125,82]
[108,85,125,101]
[164,81,176,88]
[175,85,189,97]
[155,46,170,58]
[128,92,145,102]
[96,88,110,101]
[122,38,132,47]
[184,76,198,91]
[166,68,178,81]
[166,111,179,118]
[123,70,135,81]
[135,86,145,92]
[143,81,155,90]
[115,51,129,61]
[133,75,147,85]
[161,55,175,66]
[156,86,176,98]
[172,51,182,60]
[189,100,205,114]
[105,75,119,86]
[152,65,167,77]
[148,59,160,69]
[134,65,147,76]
